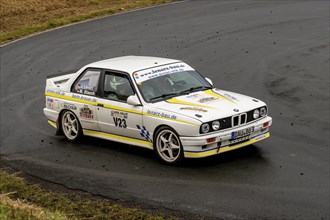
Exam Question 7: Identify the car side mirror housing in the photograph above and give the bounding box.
[127,95,141,106]
[205,77,213,86]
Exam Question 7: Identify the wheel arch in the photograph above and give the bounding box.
[152,124,182,147]
[152,124,184,164]
[56,109,81,135]
[153,124,174,143]
[55,109,65,135]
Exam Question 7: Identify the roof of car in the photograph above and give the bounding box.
[86,56,181,73]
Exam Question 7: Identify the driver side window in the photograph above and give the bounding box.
[103,72,134,102]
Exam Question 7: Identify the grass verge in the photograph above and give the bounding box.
[0,0,174,44]
[0,169,170,219]
[0,193,67,220]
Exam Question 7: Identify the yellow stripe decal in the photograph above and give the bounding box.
[45,91,143,115]
[184,132,270,157]
[46,90,199,125]
[184,149,219,157]
[204,89,236,104]
[167,97,214,109]
[45,91,97,105]
[47,120,57,127]
[83,129,152,147]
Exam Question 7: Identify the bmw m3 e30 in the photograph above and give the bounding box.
[44,56,272,164]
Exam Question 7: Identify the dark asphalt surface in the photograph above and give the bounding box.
[1,0,329,219]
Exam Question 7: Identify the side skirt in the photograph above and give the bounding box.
[47,120,153,150]
[83,129,153,150]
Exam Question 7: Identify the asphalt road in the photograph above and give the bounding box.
[1,0,329,219]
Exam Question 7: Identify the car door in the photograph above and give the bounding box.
[96,70,144,140]
[71,68,102,131]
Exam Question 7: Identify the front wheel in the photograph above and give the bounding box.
[154,126,184,164]
[61,110,82,142]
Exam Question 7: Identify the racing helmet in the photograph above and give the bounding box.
[110,75,127,90]
[110,75,131,95]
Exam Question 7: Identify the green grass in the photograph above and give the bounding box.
[0,0,173,43]
[0,169,170,220]
[1,8,123,42]
[0,199,67,220]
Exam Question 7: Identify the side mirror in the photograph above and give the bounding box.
[205,77,213,86]
[127,95,141,106]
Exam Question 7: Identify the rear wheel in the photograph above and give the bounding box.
[61,110,82,141]
[154,126,183,164]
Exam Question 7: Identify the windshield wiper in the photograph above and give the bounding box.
[179,86,213,94]
[149,86,213,102]
[149,93,180,102]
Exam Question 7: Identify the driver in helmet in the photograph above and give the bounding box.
[109,75,134,101]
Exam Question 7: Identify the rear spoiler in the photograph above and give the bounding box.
[46,73,75,88]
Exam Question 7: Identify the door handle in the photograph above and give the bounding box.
[97,103,104,107]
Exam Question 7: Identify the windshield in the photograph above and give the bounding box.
[133,63,212,103]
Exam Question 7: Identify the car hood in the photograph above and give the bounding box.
[149,89,266,122]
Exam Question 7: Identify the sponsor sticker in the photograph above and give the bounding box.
[72,94,97,102]
[198,97,218,103]
[47,98,59,109]
[83,90,95,95]
[62,103,77,110]
[180,107,208,112]
[222,93,239,101]
[111,110,128,119]
[147,110,177,120]
[185,92,219,104]
[134,62,194,83]
[47,97,53,108]
[47,89,65,96]
[79,105,94,119]
[186,93,202,99]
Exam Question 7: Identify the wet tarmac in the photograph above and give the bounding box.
[1,1,329,219]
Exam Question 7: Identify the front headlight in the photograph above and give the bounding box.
[212,121,220,130]
[260,107,267,116]
[201,123,210,133]
[253,109,260,119]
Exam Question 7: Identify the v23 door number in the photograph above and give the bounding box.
[113,117,127,128]
[111,110,128,128]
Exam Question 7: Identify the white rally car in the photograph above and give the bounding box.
[44,56,272,164]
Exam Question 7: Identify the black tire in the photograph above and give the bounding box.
[61,110,83,142]
[154,126,184,164]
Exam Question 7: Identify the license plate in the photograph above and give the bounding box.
[231,126,254,139]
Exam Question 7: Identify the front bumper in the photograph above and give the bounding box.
[181,116,272,158]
